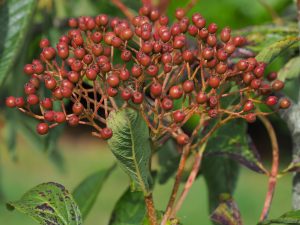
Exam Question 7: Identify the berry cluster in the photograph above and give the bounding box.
[5,5,290,145]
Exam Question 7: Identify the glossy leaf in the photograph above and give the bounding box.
[0,0,37,86]
[258,210,300,224]
[255,36,299,63]
[107,109,153,195]
[211,195,243,225]
[72,165,116,220]
[7,182,82,225]
[109,188,146,225]
[278,56,300,81]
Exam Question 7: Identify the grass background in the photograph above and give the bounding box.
[0,134,292,225]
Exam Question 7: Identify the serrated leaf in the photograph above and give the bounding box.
[0,0,37,86]
[258,210,300,225]
[109,187,146,225]
[107,108,153,195]
[72,165,116,220]
[211,195,243,225]
[255,37,299,63]
[157,139,180,184]
[278,56,300,81]
[204,119,264,173]
[7,182,82,225]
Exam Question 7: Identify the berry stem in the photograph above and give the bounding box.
[259,115,279,221]
[144,193,158,225]
[111,0,135,21]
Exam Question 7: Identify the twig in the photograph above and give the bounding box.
[184,0,199,13]
[259,115,279,221]
[111,0,135,21]
[145,194,158,225]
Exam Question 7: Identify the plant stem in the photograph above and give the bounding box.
[173,142,207,215]
[111,0,135,21]
[145,193,158,225]
[160,144,191,225]
[258,115,279,221]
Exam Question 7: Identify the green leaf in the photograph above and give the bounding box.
[109,187,146,225]
[202,157,240,214]
[72,165,116,220]
[205,119,264,173]
[7,182,82,225]
[255,36,299,63]
[278,56,300,82]
[0,0,37,86]
[107,108,153,195]
[157,139,180,184]
[211,194,243,225]
[258,210,300,225]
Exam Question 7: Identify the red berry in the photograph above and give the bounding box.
[68,115,80,127]
[161,97,173,110]
[243,100,254,112]
[44,111,55,122]
[208,109,218,118]
[245,113,256,123]
[250,79,261,89]
[121,88,132,101]
[132,92,143,104]
[107,74,120,87]
[72,102,84,115]
[196,92,207,104]
[208,23,218,33]
[5,96,16,108]
[237,60,248,71]
[208,76,220,89]
[169,86,183,99]
[267,72,277,81]
[23,64,34,75]
[24,83,36,95]
[101,127,113,139]
[15,97,25,107]
[173,110,185,123]
[175,8,185,20]
[27,94,39,105]
[121,50,132,62]
[146,65,159,77]
[39,38,50,48]
[107,87,118,97]
[220,27,231,42]
[176,133,189,145]
[86,68,98,80]
[120,69,130,81]
[41,98,53,109]
[36,123,49,135]
[272,80,284,91]
[68,71,80,83]
[183,80,194,93]
[54,112,66,123]
[265,96,278,106]
[131,65,143,77]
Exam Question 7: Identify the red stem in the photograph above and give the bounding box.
[259,115,279,221]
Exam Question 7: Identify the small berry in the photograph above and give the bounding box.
[5,96,16,108]
[169,85,183,99]
[173,110,185,123]
[208,76,220,89]
[272,80,284,91]
[245,113,256,123]
[107,74,120,87]
[101,127,113,139]
[176,133,189,145]
[68,115,80,127]
[243,100,254,112]
[54,112,66,123]
[279,98,291,109]
[36,123,49,135]
[265,96,278,106]
[183,80,194,93]
[27,94,39,105]
[132,92,143,104]
[162,97,173,110]
[15,97,25,107]
[196,92,207,104]
[41,98,53,109]
[72,102,84,115]
[121,88,132,101]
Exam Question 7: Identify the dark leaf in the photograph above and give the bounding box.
[107,108,153,195]
[72,164,116,220]
[0,0,37,86]
[7,182,82,225]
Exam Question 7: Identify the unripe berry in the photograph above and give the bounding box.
[36,123,49,135]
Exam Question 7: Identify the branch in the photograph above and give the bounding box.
[259,115,279,221]
[145,194,158,225]
[111,0,135,21]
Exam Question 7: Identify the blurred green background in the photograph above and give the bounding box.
[0,0,298,224]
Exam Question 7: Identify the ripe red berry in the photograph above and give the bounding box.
[208,109,218,118]
[68,115,80,127]
[173,110,185,123]
[15,97,25,107]
[208,76,220,89]
[72,102,84,115]
[131,65,143,77]
[182,50,194,62]
[250,79,261,89]
[175,8,185,20]
[119,69,130,81]
[150,83,162,97]
[272,80,284,91]
[86,68,98,80]
[121,50,132,62]
[169,85,183,99]
[101,127,113,139]
[54,112,66,123]
[44,111,55,122]
[176,133,189,145]
[27,94,39,105]
[107,74,120,87]
[267,72,277,81]
[202,48,214,60]
[208,23,218,33]
[196,92,207,104]
[68,71,80,83]
[237,60,248,71]
[182,80,194,93]
[121,88,132,101]
[243,100,254,112]
[265,96,278,106]
[107,87,118,97]
[132,92,143,104]
[162,97,173,110]
[220,27,231,42]
[41,98,53,109]
[36,123,49,135]
[42,47,56,60]
[24,83,36,95]
[245,113,256,123]
[23,64,34,75]
[6,96,16,108]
